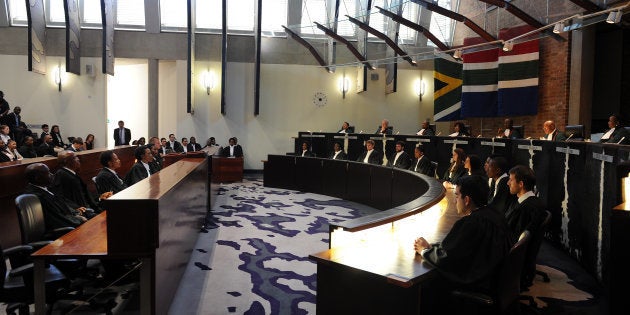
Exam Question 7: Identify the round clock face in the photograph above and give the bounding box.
[313,92,327,107]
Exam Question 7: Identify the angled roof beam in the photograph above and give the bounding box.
[282,26,332,73]
[408,0,497,43]
[376,6,450,51]
[476,0,565,41]
[314,22,376,70]
[568,0,602,13]
[345,15,417,66]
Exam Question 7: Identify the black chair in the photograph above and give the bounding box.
[513,126,525,139]
[347,126,355,133]
[564,125,584,141]
[15,194,75,249]
[523,210,552,289]
[1,244,68,315]
[429,161,438,178]
[451,231,531,315]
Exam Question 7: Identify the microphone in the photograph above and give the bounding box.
[436,132,441,136]
[618,137,626,144]
[566,133,574,141]
[359,130,364,134]
[307,130,312,133]
[477,134,481,138]
[526,137,532,140]
[396,131,400,135]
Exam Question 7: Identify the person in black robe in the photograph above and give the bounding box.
[95,150,128,195]
[18,136,37,158]
[356,140,383,165]
[486,155,514,213]
[125,145,154,186]
[37,134,57,157]
[328,142,347,160]
[387,141,411,169]
[23,163,87,231]
[414,175,514,313]
[409,146,432,176]
[442,148,467,188]
[299,141,315,157]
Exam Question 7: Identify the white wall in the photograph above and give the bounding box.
[107,59,149,146]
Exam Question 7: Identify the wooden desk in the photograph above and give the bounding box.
[310,193,461,315]
[211,156,243,182]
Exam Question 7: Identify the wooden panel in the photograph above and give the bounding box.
[322,159,348,199]
[32,211,108,258]
[264,155,295,189]
[211,156,244,182]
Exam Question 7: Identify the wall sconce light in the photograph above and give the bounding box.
[414,79,426,101]
[606,11,622,24]
[338,76,350,99]
[502,41,514,52]
[553,21,565,33]
[53,65,66,92]
[202,71,216,95]
[452,49,463,59]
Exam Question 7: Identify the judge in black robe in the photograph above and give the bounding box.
[328,142,347,160]
[125,146,154,186]
[486,156,515,213]
[387,141,411,169]
[409,146,433,176]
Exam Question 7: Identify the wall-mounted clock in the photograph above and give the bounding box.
[313,92,328,107]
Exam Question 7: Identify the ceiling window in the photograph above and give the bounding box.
[368,0,387,38]
[429,0,455,46]
[160,0,187,30]
[196,0,222,30]
[337,0,356,36]
[301,0,327,35]
[82,0,102,26]
[399,1,419,43]
[262,0,288,35]
[116,0,145,28]
[46,0,65,26]
[7,0,27,26]
[228,0,255,31]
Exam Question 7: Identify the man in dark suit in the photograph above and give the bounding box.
[23,163,87,230]
[188,136,202,151]
[18,136,37,158]
[125,145,154,186]
[328,142,347,160]
[95,150,128,195]
[166,133,184,153]
[599,114,630,144]
[410,146,432,176]
[52,151,112,214]
[486,155,514,213]
[39,124,50,142]
[37,134,57,157]
[68,137,83,152]
[299,141,315,157]
[0,91,10,126]
[356,140,383,165]
[222,137,244,157]
[416,120,435,136]
[387,141,411,169]
[113,120,131,146]
[542,120,567,141]
[6,106,32,145]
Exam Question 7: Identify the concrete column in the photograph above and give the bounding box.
[144,0,161,34]
[0,1,9,27]
[569,28,595,135]
[148,58,159,137]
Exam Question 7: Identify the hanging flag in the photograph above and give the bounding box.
[461,37,499,118]
[433,55,463,122]
[498,26,539,116]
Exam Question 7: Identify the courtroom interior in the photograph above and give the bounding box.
[1,0,630,314]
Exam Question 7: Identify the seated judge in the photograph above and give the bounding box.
[356,140,383,165]
[166,133,184,153]
[414,175,513,308]
[486,155,514,213]
[95,150,128,195]
[541,120,567,141]
[125,145,154,186]
[505,165,547,287]
[23,163,87,230]
[328,142,347,160]
[375,119,393,135]
[52,151,111,215]
[18,136,37,158]
[449,122,469,137]
[387,141,411,169]
[410,146,432,176]
[188,136,202,151]
[338,121,352,134]
[599,114,630,144]
[416,120,435,136]
[497,118,521,139]
[442,148,467,188]
[222,137,244,157]
[299,141,315,157]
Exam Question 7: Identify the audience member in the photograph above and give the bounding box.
[465,154,486,179]
[18,136,37,158]
[125,145,154,186]
[541,120,566,141]
[37,134,57,157]
[159,138,173,155]
[375,119,392,135]
[40,124,50,141]
[388,141,411,169]
[52,151,111,215]
[0,91,9,125]
[338,121,351,133]
[356,139,383,165]
[497,118,521,139]
[442,148,467,187]
[410,146,432,176]
[148,138,163,172]
[181,137,189,153]
[299,141,315,157]
[166,133,184,153]
[136,137,146,146]
[414,175,513,312]
[328,142,347,160]
[69,137,83,152]
[0,140,9,162]
[3,139,23,161]
[84,133,95,150]
[50,125,65,148]
[449,122,469,137]
[188,136,202,151]
[599,114,629,144]
[416,120,435,136]
[23,163,87,230]
[222,137,243,157]
[0,124,11,143]
[113,120,131,146]
[95,150,128,195]
[486,155,514,213]
[6,106,32,145]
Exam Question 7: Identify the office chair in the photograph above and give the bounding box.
[451,231,531,315]
[513,126,525,139]
[15,194,75,249]
[523,211,552,288]
[348,126,355,133]
[1,244,68,315]
[429,161,438,179]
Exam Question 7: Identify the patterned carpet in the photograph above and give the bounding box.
[168,177,606,315]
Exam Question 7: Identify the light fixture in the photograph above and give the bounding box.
[414,79,426,101]
[53,65,66,92]
[338,76,350,99]
[502,41,514,52]
[606,10,622,24]
[553,22,565,34]
[202,71,216,95]
[452,49,463,59]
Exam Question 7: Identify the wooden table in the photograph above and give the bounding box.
[211,156,243,182]
[31,212,153,315]
[309,191,462,315]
